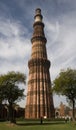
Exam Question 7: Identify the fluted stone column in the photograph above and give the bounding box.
[25,8,55,119]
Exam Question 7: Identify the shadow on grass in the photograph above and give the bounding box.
[16,121,65,126]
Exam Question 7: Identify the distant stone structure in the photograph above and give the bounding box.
[0,104,24,120]
[55,102,76,119]
[25,8,55,118]
[59,102,65,117]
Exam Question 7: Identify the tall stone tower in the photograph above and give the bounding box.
[25,8,55,118]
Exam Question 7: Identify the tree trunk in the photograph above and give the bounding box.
[72,99,75,121]
[0,104,2,119]
[8,103,16,123]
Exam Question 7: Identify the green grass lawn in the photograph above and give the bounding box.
[0,121,76,130]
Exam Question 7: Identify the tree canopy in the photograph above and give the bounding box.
[53,68,76,120]
[0,71,26,123]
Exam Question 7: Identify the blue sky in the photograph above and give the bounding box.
[0,0,76,108]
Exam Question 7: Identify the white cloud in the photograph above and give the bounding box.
[45,20,60,45]
[0,38,31,59]
[0,18,31,76]
[53,95,68,108]
[0,19,28,37]
[44,16,76,81]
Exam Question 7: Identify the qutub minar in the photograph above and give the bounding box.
[25,8,55,118]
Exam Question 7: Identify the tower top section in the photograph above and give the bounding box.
[34,8,43,22]
[31,8,46,43]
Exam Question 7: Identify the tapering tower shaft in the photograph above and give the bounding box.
[25,8,55,118]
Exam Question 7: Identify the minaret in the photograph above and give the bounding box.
[25,8,55,118]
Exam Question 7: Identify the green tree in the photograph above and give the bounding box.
[0,71,26,123]
[53,68,76,120]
